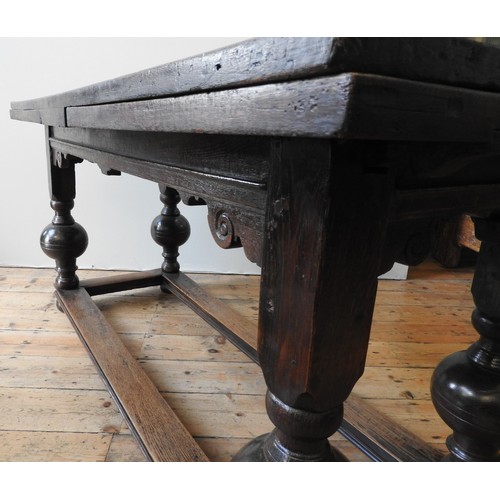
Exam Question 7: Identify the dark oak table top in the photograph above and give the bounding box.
[10,37,500,142]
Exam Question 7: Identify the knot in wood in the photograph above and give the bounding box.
[272,197,290,219]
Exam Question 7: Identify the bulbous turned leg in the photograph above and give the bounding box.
[431,216,500,461]
[40,200,88,290]
[233,391,346,462]
[150,185,190,290]
[41,151,88,291]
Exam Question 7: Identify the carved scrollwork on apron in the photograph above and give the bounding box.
[207,204,263,266]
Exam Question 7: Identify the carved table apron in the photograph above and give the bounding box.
[10,38,500,462]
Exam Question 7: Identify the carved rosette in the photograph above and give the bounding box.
[210,210,240,249]
[207,205,263,266]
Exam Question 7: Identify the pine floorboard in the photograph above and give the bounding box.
[0,260,477,461]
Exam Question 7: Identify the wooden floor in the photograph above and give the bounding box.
[0,260,477,461]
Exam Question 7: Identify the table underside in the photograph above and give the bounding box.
[49,126,500,268]
[41,123,500,461]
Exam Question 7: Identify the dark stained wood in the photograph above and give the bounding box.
[243,139,395,461]
[151,186,191,275]
[11,38,500,114]
[56,286,209,462]
[48,137,267,264]
[341,394,444,462]
[392,184,500,221]
[81,269,163,296]
[39,150,88,290]
[259,139,393,410]
[431,218,465,268]
[12,38,500,462]
[48,138,267,212]
[432,216,500,461]
[64,75,351,137]
[206,203,263,265]
[59,74,500,142]
[381,219,433,273]
[392,142,500,189]
[51,127,272,183]
[11,38,336,111]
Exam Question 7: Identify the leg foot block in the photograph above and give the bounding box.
[232,432,347,462]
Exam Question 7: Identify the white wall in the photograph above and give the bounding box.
[1,37,262,274]
[1,37,406,278]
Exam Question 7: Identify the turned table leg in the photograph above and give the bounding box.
[151,184,191,283]
[431,215,500,461]
[40,150,88,290]
[234,139,394,461]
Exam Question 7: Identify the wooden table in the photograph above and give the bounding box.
[10,38,500,462]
